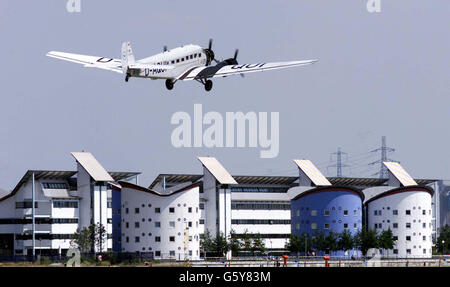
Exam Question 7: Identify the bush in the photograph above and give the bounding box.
[39,256,52,265]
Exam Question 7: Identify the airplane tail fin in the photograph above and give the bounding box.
[121,42,136,74]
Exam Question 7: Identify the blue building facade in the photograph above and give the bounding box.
[111,187,122,252]
[290,186,364,257]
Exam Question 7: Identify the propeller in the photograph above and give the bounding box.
[232,49,244,78]
[204,39,216,65]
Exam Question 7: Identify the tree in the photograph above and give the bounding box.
[338,229,355,257]
[325,231,339,255]
[72,226,92,253]
[72,223,106,253]
[436,224,450,255]
[378,228,395,258]
[94,223,106,252]
[240,230,253,252]
[312,231,327,254]
[200,230,214,257]
[355,228,378,257]
[229,230,242,256]
[251,234,265,255]
[286,234,301,253]
[213,232,230,256]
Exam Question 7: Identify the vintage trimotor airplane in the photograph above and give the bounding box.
[47,39,317,91]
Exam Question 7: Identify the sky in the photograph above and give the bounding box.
[0,0,449,190]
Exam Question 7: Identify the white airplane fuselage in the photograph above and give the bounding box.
[130,44,206,80]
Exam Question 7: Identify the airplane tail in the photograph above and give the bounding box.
[121,42,136,74]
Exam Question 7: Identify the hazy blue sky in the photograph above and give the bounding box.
[0,1,449,190]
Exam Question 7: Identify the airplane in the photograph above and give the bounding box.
[46,39,317,92]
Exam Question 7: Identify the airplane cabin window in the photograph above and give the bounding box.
[176,59,179,63]
[181,58,184,61]
[171,60,174,64]
[190,55,193,59]
[194,54,197,58]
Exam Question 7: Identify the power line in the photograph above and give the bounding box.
[327,147,349,177]
[369,136,396,178]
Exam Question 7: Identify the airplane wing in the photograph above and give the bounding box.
[46,51,124,74]
[177,60,317,81]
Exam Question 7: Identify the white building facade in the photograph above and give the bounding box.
[0,153,139,257]
[118,181,201,260]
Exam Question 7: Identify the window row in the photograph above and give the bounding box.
[374,222,431,229]
[231,201,290,210]
[295,209,358,217]
[159,53,202,65]
[125,206,198,214]
[124,220,198,229]
[231,219,290,225]
[375,209,431,216]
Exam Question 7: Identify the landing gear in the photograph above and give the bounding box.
[204,80,213,91]
[165,79,174,90]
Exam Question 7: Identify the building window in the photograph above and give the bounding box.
[155,236,161,242]
[422,210,426,215]
[354,223,357,229]
[200,203,205,210]
[296,210,300,216]
[393,236,398,241]
[135,208,140,214]
[406,223,411,229]
[126,236,129,243]
[311,223,317,230]
[343,210,348,216]
[169,221,175,228]
[296,224,300,230]
[324,210,330,216]
[170,250,175,257]
[125,222,129,228]
[354,210,358,216]
[188,221,192,228]
[135,236,140,243]
[52,201,77,208]
[393,210,398,215]
[155,251,161,257]
[200,219,205,224]
[311,210,317,216]
[324,223,329,229]
[169,207,175,213]
[406,210,411,215]
[406,249,411,255]
[393,223,398,228]
[344,223,348,229]
[406,236,411,241]
[155,222,161,228]
[135,222,140,228]
[169,236,175,242]
[188,207,192,213]
[393,249,398,254]
[125,208,129,214]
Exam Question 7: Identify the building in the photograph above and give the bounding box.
[0,152,139,257]
[364,162,434,258]
[114,181,201,260]
[148,157,437,256]
[289,160,363,257]
[0,153,440,259]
